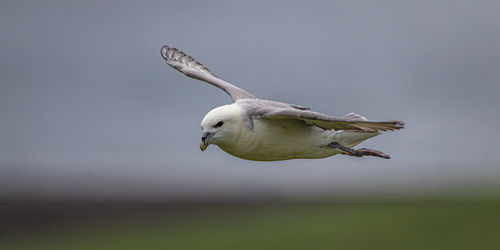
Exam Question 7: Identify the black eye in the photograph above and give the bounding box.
[214,121,224,128]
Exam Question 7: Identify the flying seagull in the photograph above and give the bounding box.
[161,45,404,161]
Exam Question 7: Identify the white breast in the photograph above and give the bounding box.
[218,118,336,161]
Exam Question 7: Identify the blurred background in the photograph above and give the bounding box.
[1,0,499,249]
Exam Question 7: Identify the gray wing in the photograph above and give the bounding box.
[239,99,404,132]
[161,45,256,102]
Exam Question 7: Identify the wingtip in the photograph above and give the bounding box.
[395,121,406,129]
[160,45,170,60]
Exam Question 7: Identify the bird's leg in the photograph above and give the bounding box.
[347,148,391,159]
[328,142,357,155]
[328,142,390,159]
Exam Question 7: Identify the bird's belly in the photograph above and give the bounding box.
[218,119,337,161]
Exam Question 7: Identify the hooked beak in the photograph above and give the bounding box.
[200,132,214,151]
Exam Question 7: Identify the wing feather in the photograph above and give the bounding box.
[239,99,404,132]
[261,109,404,132]
[161,45,256,102]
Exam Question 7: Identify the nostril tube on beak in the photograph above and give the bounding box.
[201,132,210,142]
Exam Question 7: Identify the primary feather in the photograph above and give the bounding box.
[161,46,256,101]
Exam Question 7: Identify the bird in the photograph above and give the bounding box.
[160,45,404,161]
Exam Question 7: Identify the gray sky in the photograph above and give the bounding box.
[1,0,499,199]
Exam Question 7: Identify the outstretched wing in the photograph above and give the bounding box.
[239,99,404,132]
[161,45,256,102]
[261,110,404,132]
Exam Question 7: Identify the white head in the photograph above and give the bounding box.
[199,104,244,151]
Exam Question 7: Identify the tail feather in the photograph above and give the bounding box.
[343,113,368,122]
